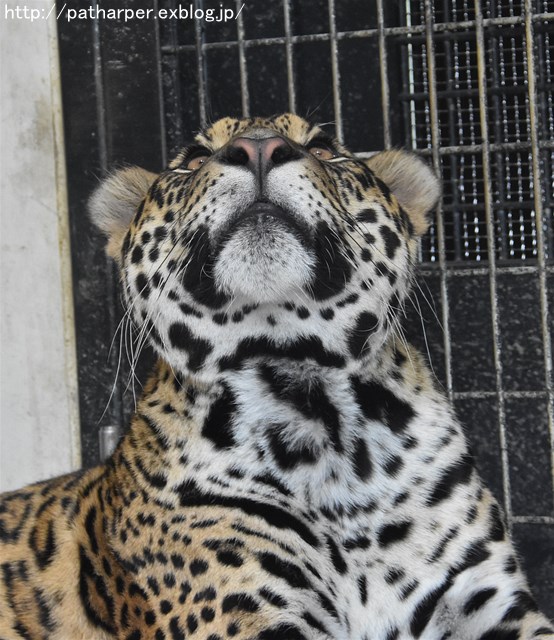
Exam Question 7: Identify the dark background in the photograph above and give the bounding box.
[57,0,554,616]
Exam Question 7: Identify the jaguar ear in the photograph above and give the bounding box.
[365,150,440,236]
[89,167,158,260]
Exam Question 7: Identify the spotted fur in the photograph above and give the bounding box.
[1,114,552,639]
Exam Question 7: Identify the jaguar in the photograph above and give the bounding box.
[1,114,552,640]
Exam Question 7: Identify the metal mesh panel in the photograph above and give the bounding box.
[400,0,554,263]
[145,0,554,612]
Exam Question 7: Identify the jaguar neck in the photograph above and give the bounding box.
[114,338,433,512]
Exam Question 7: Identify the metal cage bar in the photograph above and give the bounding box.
[424,0,455,401]
[474,0,513,520]
[328,0,344,143]
[282,0,297,113]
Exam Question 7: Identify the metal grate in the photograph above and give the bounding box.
[400,0,554,263]
[83,0,552,611]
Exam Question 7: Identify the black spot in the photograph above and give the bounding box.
[181,225,229,308]
[258,552,310,589]
[380,225,401,259]
[179,303,203,318]
[258,625,307,640]
[135,273,150,299]
[426,454,474,506]
[385,568,405,584]
[169,617,185,640]
[352,438,372,479]
[144,610,156,625]
[212,312,228,325]
[327,536,347,574]
[201,607,215,622]
[348,312,379,359]
[160,600,172,614]
[343,535,371,551]
[358,574,368,604]
[297,306,310,319]
[488,502,505,541]
[131,246,143,264]
[163,573,176,588]
[221,593,260,613]
[259,587,287,608]
[504,557,517,574]
[216,549,243,567]
[220,335,345,370]
[186,613,198,633]
[384,455,403,476]
[168,322,213,372]
[193,587,217,602]
[478,630,519,640]
[410,581,451,637]
[189,559,209,576]
[170,554,185,569]
[311,221,352,300]
[360,247,372,261]
[352,377,415,432]
[303,612,328,634]
[377,521,412,547]
[155,226,168,241]
[320,307,334,320]
[201,384,237,450]
[357,208,378,224]
[464,587,497,615]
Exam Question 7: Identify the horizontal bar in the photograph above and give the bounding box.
[511,515,554,525]
[159,12,554,54]
[452,390,549,399]
[354,140,554,158]
[417,264,554,276]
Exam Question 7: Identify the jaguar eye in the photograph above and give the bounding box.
[308,146,335,160]
[185,147,211,171]
[307,139,337,161]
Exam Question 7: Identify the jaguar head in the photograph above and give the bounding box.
[90,114,440,383]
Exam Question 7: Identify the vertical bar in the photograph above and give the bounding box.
[524,0,554,504]
[194,0,207,126]
[376,0,391,148]
[328,0,344,143]
[91,0,124,429]
[283,0,297,113]
[236,0,250,118]
[168,0,185,146]
[474,0,513,522]
[153,0,168,166]
[423,0,455,398]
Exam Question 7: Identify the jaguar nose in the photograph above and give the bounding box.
[222,136,299,177]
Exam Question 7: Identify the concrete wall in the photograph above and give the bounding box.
[0,0,81,491]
